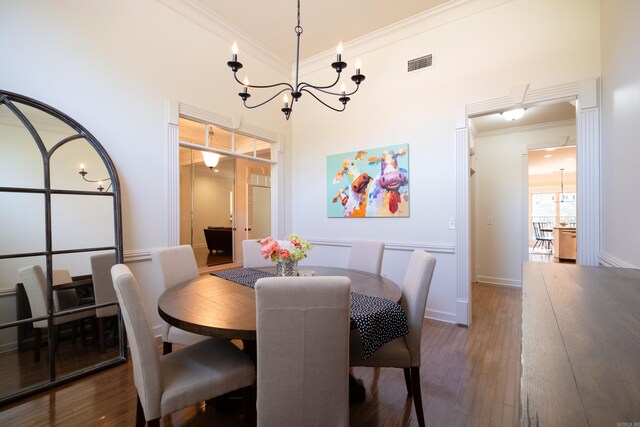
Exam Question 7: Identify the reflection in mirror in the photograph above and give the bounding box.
[0,90,123,404]
[0,256,50,397]
[0,193,45,256]
[51,137,111,192]
[51,195,115,251]
[13,101,77,152]
[52,254,120,380]
[0,103,44,188]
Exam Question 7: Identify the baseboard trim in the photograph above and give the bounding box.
[425,308,458,324]
[456,298,470,325]
[0,341,17,354]
[476,276,522,288]
[599,252,637,269]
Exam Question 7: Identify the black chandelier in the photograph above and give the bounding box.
[226,0,365,120]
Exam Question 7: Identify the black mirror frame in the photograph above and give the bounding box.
[0,89,125,405]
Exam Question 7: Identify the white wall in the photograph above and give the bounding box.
[0,0,291,329]
[600,0,640,268]
[291,0,600,321]
[474,123,576,286]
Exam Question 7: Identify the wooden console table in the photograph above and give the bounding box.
[520,262,640,426]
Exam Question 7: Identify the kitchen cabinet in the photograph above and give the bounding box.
[552,227,576,261]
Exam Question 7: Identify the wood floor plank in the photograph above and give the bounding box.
[0,282,523,426]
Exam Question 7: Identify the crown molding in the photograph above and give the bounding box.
[161,0,512,84]
[157,0,291,76]
[299,0,512,75]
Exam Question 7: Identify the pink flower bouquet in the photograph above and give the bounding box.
[259,234,312,263]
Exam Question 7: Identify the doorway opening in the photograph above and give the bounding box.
[178,118,273,271]
[528,145,576,263]
[468,101,576,286]
[457,79,601,326]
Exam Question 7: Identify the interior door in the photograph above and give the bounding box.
[234,159,271,264]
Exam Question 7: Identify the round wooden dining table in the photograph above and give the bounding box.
[157,266,401,341]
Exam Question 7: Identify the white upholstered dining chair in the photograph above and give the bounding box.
[348,239,385,275]
[90,252,118,352]
[51,269,77,311]
[242,239,272,268]
[349,250,436,427]
[111,264,256,427]
[255,276,351,427]
[150,245,209,354]
[18,265,95,362]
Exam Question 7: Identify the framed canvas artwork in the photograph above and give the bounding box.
[327,143,409,218]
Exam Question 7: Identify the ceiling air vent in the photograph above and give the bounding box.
[407,54,433,72]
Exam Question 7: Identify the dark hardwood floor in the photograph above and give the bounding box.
[193,246,234,268]
[0,283,522,426]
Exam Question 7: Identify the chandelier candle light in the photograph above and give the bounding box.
[227,0,365,120]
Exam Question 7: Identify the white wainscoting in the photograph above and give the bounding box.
[308,238,457,324]
[0,290,17,353]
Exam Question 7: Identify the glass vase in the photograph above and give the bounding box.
[276,260,298,277]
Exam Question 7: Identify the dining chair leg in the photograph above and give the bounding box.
[79,319,87,345]
[72,321,78,343]
[98,317,106,353]
[53,325,61,352]
[34,328,41,363]
[136,394,147,427]
[403,368,413,395]
[162,341,172,355]
[410,367,425,427]
[242,385,256,427]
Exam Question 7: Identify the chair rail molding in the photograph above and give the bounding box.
[456,78,602,327]
[308,238,455,254]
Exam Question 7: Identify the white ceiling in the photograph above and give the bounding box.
[471,102,577,134]
[528,146,576,175]
[196,0,451,61]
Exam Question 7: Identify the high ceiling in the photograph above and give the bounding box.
[197,0,451,61]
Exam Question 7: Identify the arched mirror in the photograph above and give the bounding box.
[0,90,124,404]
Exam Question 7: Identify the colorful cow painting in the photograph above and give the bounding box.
[327,144,409,218]
[330,151,371,217]
[367,148,409,215]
